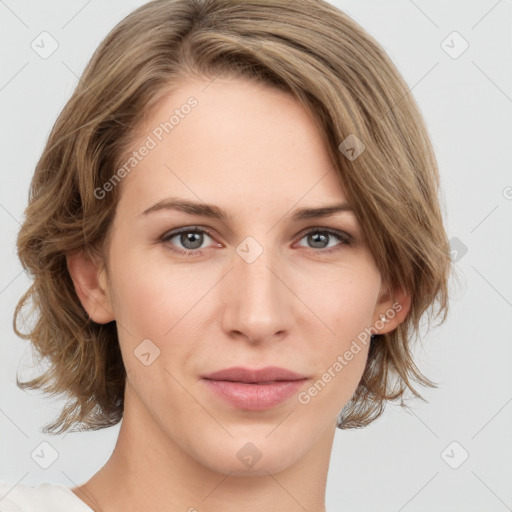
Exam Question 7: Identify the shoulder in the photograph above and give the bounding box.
[0,481,93,512]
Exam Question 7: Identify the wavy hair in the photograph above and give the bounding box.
[14,0,451,433]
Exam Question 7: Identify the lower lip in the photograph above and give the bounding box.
[202,378,307,411]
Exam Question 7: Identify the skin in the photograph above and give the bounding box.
[67,75,410,512]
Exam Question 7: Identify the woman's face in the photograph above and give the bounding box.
[89,76,401,476]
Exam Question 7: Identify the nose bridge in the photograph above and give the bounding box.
[221,238,291,342]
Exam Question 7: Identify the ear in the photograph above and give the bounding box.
[66,249,115,324]
[371,283,411,335]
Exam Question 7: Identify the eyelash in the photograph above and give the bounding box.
[160,226,353,257]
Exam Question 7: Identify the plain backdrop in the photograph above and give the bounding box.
[1,1,511,511]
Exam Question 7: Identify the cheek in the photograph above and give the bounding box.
[106,252,201,397]
[301,263,381,340]
[106,247,198,336]
[106,249,218,382]
[296,329,371,424]
[295,267,379,409]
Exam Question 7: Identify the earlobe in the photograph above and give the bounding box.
[373,286,411,335]
[66,250,115,324]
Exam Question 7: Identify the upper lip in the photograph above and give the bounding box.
[201,366,307,383]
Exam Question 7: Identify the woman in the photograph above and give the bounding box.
[1,0,450,510]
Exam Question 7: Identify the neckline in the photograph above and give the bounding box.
[47,483,95,511]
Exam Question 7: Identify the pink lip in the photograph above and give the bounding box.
[201,366,308,411]
[202,365,307,382]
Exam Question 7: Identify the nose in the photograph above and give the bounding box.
[219,244,294,344]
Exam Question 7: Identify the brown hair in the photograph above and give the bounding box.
[14,0,451,433]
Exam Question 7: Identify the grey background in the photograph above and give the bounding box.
[1,1,511,510]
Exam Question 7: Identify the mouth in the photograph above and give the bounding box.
[201,366,308,411]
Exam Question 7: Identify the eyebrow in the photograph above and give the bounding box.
[140,197,354,221]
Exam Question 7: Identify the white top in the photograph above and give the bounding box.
[0,481,93,511]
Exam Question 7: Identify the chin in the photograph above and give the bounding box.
[190,432,306,477]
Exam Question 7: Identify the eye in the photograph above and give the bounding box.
[160,227,219,256]
[160,226,353,257]
[296,227,352,254]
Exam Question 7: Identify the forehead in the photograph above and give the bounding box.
[117,76,347,217]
